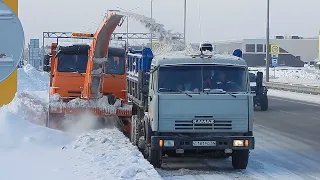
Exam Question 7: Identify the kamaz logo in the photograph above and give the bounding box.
[193,119,215,124]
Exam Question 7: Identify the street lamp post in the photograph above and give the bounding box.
[184,0,186,45]
[265,0,270,82]
[150,0,153,48]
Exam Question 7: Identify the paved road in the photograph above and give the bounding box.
[158,96,320,179]
[254,96,320,150]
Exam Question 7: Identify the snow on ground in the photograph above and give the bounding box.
[0,64,162,180]
[268,89,320,105]
[249,66,320,87]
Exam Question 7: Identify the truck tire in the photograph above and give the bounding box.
[130,115,139,146]
[260,96,268,111]
[148,147,162,168]
[232,150,249,169]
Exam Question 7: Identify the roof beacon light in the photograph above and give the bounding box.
[233,49,243,58]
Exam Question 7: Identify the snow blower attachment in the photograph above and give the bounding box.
[46,11,132,132]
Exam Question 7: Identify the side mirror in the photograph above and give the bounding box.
[43,54,51,66]
[256,71,263,87]
[43,65,50,72]
[142,85,149,95]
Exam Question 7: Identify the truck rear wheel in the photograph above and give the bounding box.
[260,96,268,111]
[148,147,162,168]
[232,150,249,169]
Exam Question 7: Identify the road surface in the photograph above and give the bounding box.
[157,96,320,180]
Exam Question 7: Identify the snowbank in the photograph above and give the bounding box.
[268,89,320,105]
[0,94,71,151]
[0,63,163,180]
[63,128,162,180]
[249,66,320,87]
[18,64,49,92]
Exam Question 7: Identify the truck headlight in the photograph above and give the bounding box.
[233,140,244,147]
[164,140,175,147]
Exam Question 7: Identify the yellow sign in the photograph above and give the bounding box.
[152,42,161,51]
[0,0,18,107]
[270,44,280,54]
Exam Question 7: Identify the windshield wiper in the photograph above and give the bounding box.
[158,88,192,97]
[204,89,236,98]
[177,89,192,97]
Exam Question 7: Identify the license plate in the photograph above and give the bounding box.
[193,141,216,146]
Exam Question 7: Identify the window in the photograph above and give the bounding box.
[57,54,88,73]
[245,44,255,52]
[257,44,264,52]
[158,65,247,93]
[104,55,125,75]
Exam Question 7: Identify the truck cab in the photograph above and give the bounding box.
[43,44,128,102]
[128,48,255,169]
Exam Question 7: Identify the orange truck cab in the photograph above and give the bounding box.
[43,43,128,103]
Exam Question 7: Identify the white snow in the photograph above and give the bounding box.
[249,66,320,87]
[268,89,320,105]
[0,64,162,180]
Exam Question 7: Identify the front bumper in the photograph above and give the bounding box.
[151,136,255,150]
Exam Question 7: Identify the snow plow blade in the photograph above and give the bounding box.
[49,106,132,117]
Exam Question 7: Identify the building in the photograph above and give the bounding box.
[213,35,319,67]
[28,39,42,70]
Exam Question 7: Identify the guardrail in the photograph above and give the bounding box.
[265,82,320,95]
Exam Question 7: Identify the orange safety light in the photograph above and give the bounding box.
[72,32,94,37]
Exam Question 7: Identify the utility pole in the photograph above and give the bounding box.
[150,0,153,48]
[265,0,270,82]
[183,0,187,45]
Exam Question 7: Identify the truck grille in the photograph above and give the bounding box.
[175,120,232,130]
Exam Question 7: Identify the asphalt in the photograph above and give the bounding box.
[254,96,320,150]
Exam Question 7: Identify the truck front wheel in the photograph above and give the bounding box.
[148,147,162,168]
[232,150,249,169]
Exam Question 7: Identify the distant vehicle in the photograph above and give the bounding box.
[199,42,213,53]
[249,71,268,111]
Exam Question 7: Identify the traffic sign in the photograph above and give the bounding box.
[0,2,24,83]
[0,0,23,107]
[152,42,161,51]
[270,44,280,54]
[271,54,278,67]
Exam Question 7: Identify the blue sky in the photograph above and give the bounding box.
[18,0,320,44]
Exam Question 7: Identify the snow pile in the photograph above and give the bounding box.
[63,128,162,180]
[0,94,71,151]
[50,93,132,113]
[249,66,320,87]
[18,64,49,91]
[4,92,48,126]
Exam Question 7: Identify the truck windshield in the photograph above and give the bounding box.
[57,54,88,73]
[104,55,125,75]
[158,65,247,93]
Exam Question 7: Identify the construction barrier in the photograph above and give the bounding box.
[0,0,24,107]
